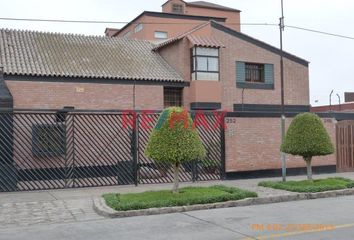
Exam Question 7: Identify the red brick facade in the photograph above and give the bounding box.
[225,117,336,173]
[6,80,164,110]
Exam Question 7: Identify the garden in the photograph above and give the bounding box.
[100,110,354,214]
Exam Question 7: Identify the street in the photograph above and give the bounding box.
[1,195,354,240]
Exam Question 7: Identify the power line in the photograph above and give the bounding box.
[285,25,354,40]
[0,16,354,40]
[0,17,271,25]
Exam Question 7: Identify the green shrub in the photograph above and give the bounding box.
[259,177,353,192]
[281,113,334,180]
[145,107,206,193]
[103,185,257,211]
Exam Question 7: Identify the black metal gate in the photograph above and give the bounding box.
[0,109,224,192]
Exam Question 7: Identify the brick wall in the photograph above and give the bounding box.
[5,80,164,110]
[214,27,309,111]
[158,24,310,111]
[225,117,337,172]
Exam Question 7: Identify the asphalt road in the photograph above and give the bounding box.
[1,196,354,240]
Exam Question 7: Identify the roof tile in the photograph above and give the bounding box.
[0,29,184,82]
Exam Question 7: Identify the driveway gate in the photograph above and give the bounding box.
[0,109,225,192]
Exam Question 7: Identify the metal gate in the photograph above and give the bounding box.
[136,113,224,184]
[0,109,224,192]
[336,120,354,172]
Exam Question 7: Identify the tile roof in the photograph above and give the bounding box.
[153,21,211,50]
[187,1,241,12]
[0,29,184,82]
[187,35,225,48]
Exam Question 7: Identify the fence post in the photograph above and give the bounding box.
[132,114,139,186]
[220,115,226,180]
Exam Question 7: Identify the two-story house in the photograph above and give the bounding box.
[0,0,339,184]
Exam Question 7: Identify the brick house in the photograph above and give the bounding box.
[111,0,241,41]
[312,92,354,113]
[1,0,350,186]
[0,29,186,110]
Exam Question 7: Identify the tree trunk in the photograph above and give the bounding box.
[304,157,313,180]
[172,162,180,194]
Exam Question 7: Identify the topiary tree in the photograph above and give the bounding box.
[145,107,206,193]
[281,113,334,180]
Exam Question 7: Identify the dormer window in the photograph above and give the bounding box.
[172,4,184,13]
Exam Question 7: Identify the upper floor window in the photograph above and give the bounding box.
[154,31,168,39]
[134,23,143,33]
[245,63,264,83]
[236,61,274,89]
[164,87,183,107]
[172,4,184,13]
[191,47,219,81]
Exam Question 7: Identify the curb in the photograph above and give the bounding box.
[93,188,354,218]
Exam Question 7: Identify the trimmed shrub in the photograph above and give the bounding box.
[281,113,334,180]
[145,107,206,193]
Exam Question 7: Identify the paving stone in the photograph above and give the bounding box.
[0,199,103,228]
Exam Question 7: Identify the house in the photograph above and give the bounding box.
[1,1,351,192]
[109,0,241,42]
[0,29,186,110]
[312,92,354,113]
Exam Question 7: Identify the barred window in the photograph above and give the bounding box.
[164,87,183,107]
[32,124,66,157]
[245,63,265,83]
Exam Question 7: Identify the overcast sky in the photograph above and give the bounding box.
[1,0,353,106]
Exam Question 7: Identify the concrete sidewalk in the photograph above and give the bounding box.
[1,172,354,228]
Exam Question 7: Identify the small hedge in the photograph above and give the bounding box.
[103,185,257,211]
[259,177,354,193]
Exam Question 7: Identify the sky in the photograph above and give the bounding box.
[0,0,353,106]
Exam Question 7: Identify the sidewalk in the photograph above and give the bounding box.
[1,172,354,228]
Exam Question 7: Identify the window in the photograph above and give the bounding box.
[123,31,131,38]
[134,23,143,33]
[32,124,66,157]
[245,63,265,83]
[236,61,274,89]
[172,4,184,13]
[154,31,168,39]
[164,87,183,107]
[191,47,219,81]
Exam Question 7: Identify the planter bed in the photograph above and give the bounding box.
[103,185,257,211]
[259,177,354,193]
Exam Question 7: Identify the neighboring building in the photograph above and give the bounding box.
[109,0,241,42]
[312,104,354,113]
[311,92,354,113]
[345,92,354,103]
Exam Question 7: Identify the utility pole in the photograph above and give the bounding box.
[279,0,286,182]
